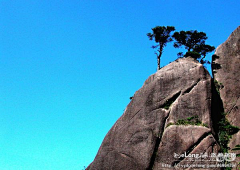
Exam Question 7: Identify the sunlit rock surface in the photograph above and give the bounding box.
[212,26,240,163]
[87,57,220,170]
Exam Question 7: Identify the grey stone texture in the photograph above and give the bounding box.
[212,26,240,164]
[87,57,220,170]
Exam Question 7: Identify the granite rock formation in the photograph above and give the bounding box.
[87,57,220,170]
[87,27,240,169]
[212,26,240,162]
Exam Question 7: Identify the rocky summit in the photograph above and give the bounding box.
[87,26,240,170]
[88,58,219,170]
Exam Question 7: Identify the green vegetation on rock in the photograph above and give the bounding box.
[214,79,224,95]
[173,30,215,64]
[217,112,239,153]
[167,116,208,127]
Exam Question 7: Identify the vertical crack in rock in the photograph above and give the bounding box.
[172,131,211,166]
[147,131,162,170]
[147,112,170,170]
[147,92,181,170]
[211,78,224,140]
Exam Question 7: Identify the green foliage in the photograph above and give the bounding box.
[166,123,174,128]
[147,26,175,70]
[173,30,207,51]
[147,26,176,44]
[195,44,215,56]
[212,81,239,169]
[172,30,215,65]
[185,51,201,59]
[187,115,198,121]
[214,79,224,95]
[147,27,215,69]
[217,112,239,153]
[167,116,209,127]
[176,116,207,127]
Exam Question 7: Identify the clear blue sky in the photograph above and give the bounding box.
[0,0,239,169]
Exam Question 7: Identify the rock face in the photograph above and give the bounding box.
[212,26,240,157]
[87,58,220,170]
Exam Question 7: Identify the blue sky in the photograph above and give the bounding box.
[0,0,239,169]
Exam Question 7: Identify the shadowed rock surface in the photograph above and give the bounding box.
[87,58,220,170]
[212,26,240,162]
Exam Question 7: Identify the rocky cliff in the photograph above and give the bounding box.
[212,26,240,165]
[87,26,240,170]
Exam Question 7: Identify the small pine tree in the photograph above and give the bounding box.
[173,30,215,64]
[147,26,175,70]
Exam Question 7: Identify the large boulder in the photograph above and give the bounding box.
[212,26,240,160]
[87,57,220,170]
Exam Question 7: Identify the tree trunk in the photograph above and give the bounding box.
[157,55,160,70]
[158,44,163,70]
